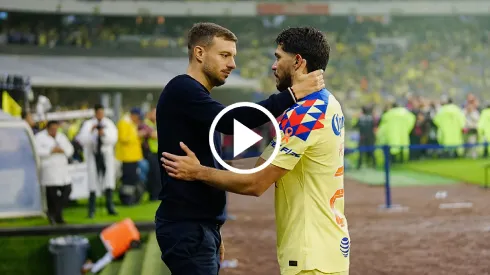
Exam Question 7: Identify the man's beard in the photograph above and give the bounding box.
[203,63,225,88]
[276,73,292,92]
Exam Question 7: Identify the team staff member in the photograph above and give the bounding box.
[433,98,466,157]
[478,102,490,156]
[162,27,350,275]
[115,108,145,205]
[35,120,74,225]
[77,104,118,218]
[155,23,325,275]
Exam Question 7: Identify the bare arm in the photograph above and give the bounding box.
[225,157,259,170]
[162,143,287,196]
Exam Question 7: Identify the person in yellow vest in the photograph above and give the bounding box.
[67,119,83,141]
[433,98,466,158]
[478,103,490,157]
[115,108,145,205]
[143,108,161,201]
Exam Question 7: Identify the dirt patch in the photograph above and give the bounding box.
[220,179,490,275]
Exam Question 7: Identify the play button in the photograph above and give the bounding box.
[209,102,281,174]
[233,120,263,158]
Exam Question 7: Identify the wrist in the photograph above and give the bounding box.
[195,165,209,181]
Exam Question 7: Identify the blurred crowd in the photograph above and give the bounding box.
[2,12,490,202]
[2,13,489,107]
[352,93,490,169]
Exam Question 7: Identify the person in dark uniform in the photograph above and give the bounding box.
[354,105,376,169]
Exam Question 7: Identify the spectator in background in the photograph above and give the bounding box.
[137,113,152,185]
[410,111,430,160]
[35,120,74,225]
[463,101,480,158]
[354,105,376,169]
[426,101,440,156]
[143,107,161,201]
[115,107,145,205]
[77,104,119,218]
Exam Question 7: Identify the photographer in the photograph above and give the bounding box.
[77,104,118,218]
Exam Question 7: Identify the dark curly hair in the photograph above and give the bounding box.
[275,27,330,73]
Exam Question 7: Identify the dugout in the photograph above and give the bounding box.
[0,110,44,219]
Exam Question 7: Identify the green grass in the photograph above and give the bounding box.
[140,232,171,275]
[99,260,122,275]
[0,234,111,275]
[400,158,490,185]
[0,195,159,228]
[0,192,162,275]
[0,233,149,275]
[117,246,146,275]
[346,167,459,186]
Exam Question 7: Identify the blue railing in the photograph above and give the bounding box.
[346,142,490,208]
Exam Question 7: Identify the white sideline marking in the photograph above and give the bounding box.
[439,202,473,209]
[377,204,409,212]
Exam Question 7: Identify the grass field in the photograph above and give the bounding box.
[0,195,159,227]
[346,167,459,186]
[0,233,143,275]
[0,195,160,275]
[400,158,490,185]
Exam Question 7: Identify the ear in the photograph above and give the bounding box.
[294,54,303,70]
[194,46,205,63]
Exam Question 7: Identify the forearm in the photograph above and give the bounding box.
[195,166,258,196]
[225,157,258,169]
[216,92,293,133]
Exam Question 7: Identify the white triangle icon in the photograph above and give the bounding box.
[233,119,263,158]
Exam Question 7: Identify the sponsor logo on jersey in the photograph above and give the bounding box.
[340,237,350,258]
[270,140,300,158]
[332,114,344,136]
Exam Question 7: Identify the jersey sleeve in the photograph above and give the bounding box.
[261,134,314,170]
[261,112,319,171]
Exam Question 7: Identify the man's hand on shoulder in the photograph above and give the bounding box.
[291,59,325,100]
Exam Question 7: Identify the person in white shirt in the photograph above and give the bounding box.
[77,104,118,218]
[35,120,74,225]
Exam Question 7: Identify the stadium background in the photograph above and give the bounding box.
[0,0,490,274]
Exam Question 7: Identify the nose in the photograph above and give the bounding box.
[271,61,277,71]
[227,58,236,70]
